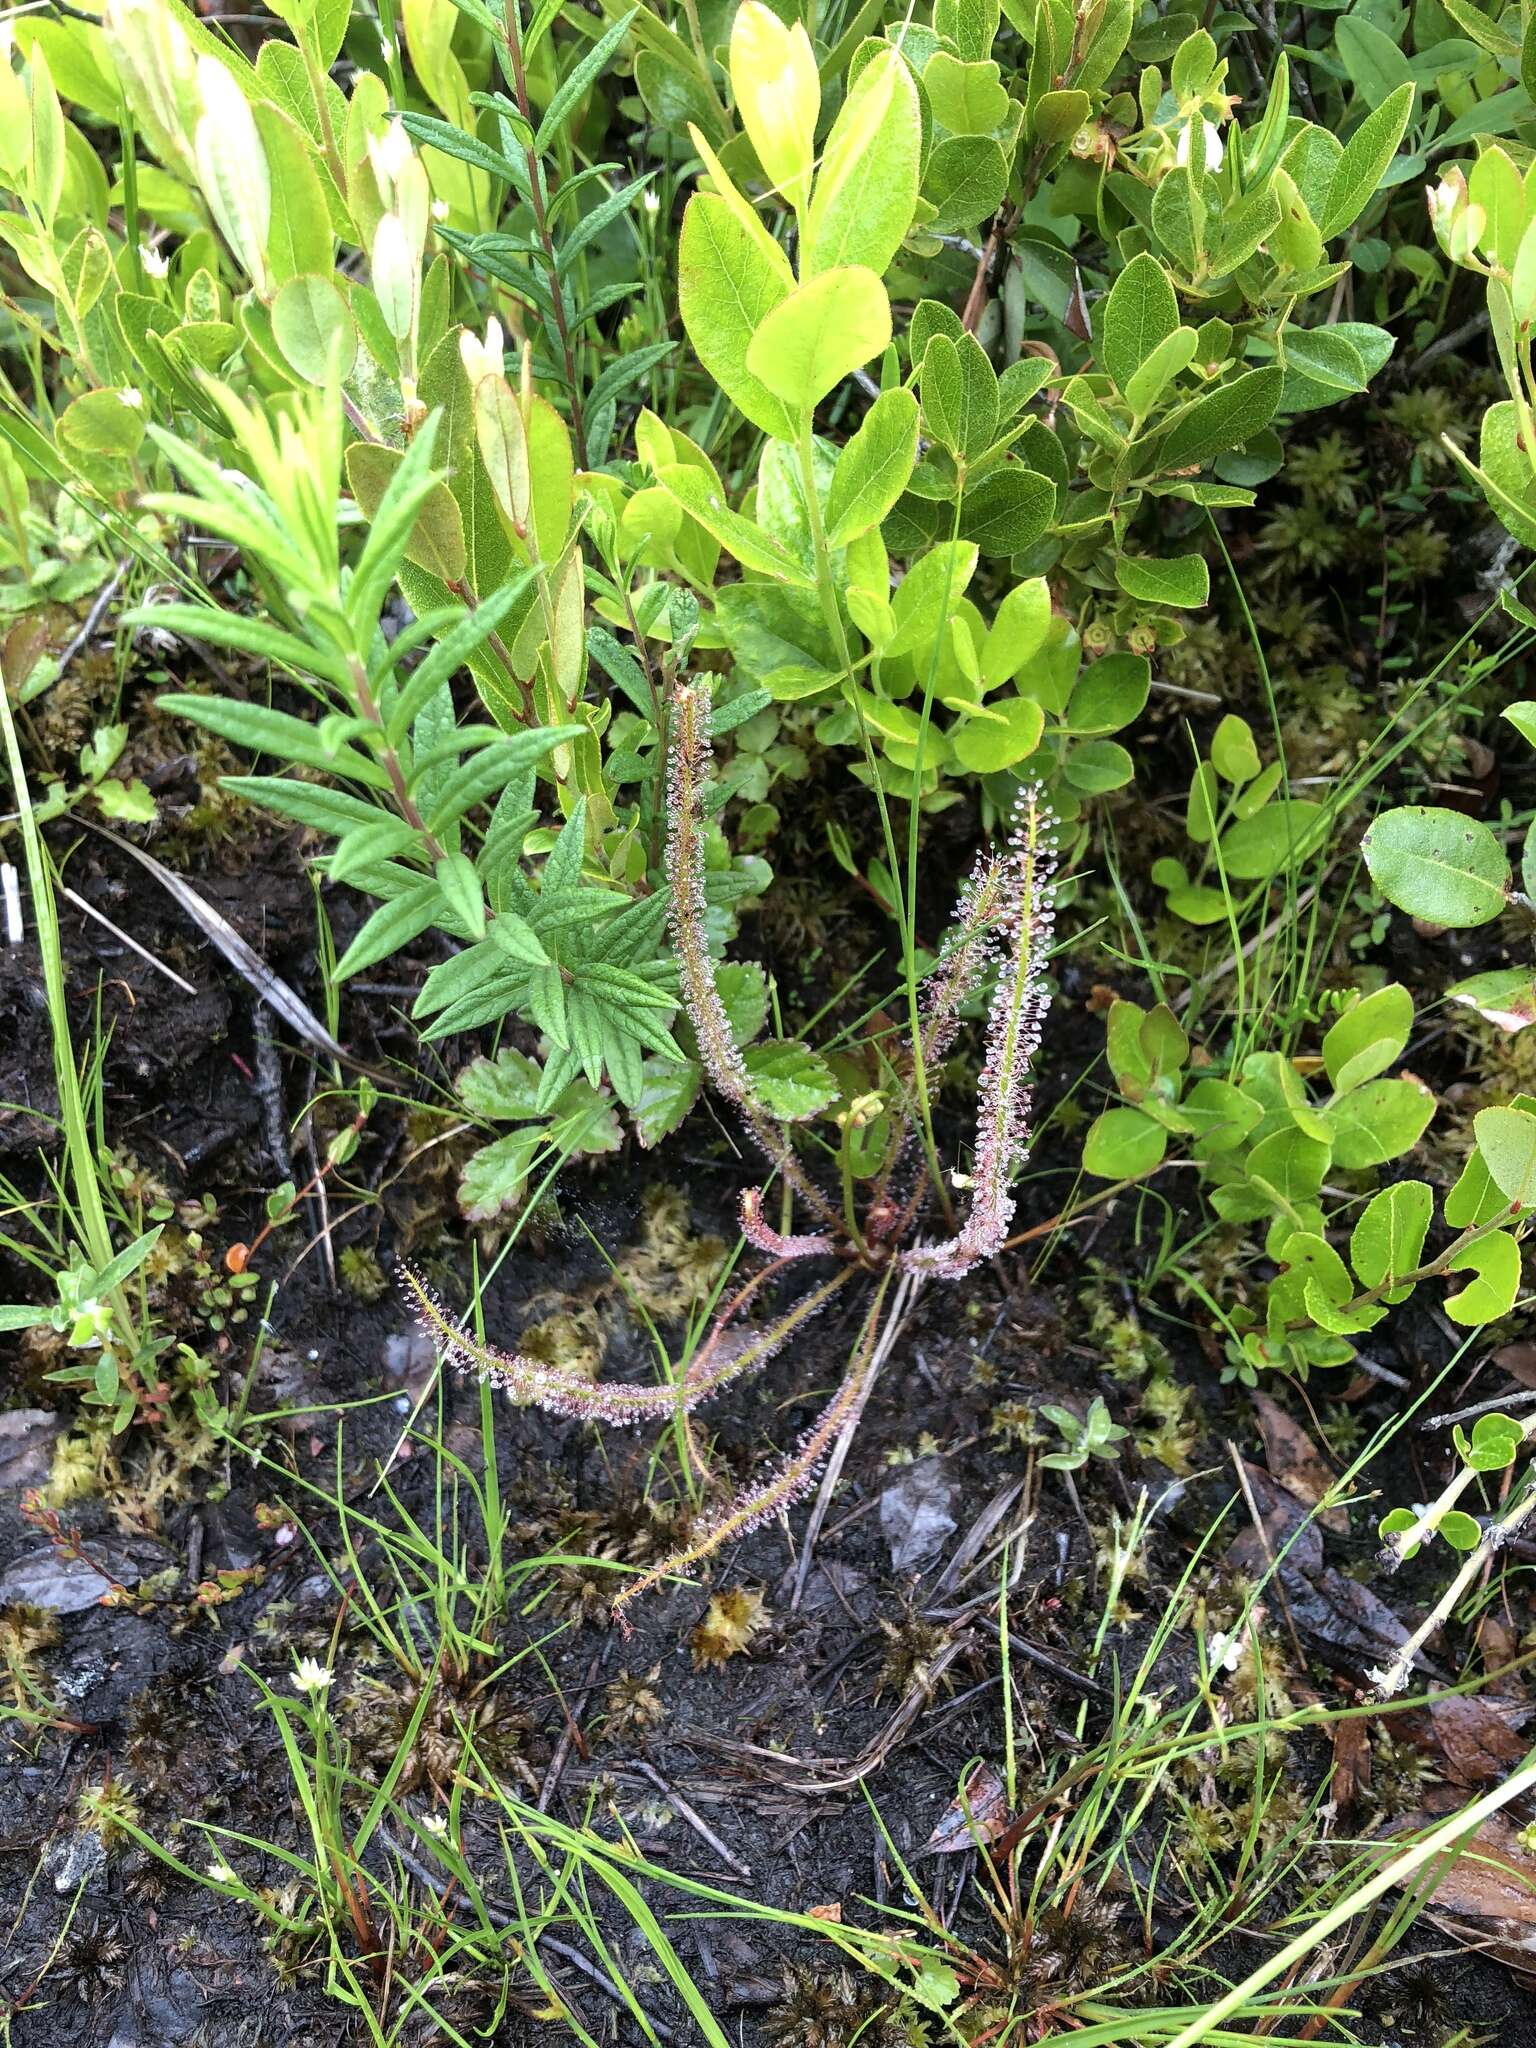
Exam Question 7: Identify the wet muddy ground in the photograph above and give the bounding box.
[3,822,1536,2046]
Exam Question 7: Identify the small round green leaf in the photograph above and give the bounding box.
[1473,1104,1536,1209]
[1218,800,1325,881]
[1438,1509,1484,1552]
[1066,653,1150,735]
[1062,739,1134,792]
[271,274,357,384]
[1328,1076,1435,1169]
[1083,1107,1167,1180]
[1361,805,1510,928]
[1114,553,1210,608]
[1443,1229,1522,1326]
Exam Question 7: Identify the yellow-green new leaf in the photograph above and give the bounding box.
[526,394,575,565]
[102,0,202,184]
[654,464,815,587]
[803,46,921,279]
[923,53,1009,136]
[1469,146,1525,272]
[885,540,978,657]
[678,192,797,440]
[1474,1104,1536,1209]
[253,100,335,284]
[472,371,531,533]
[193,56,271,291]
[744,267,891,418]
[729,0,819,212]
[1322,982,1412,1093]
[686,125,795,287]
[825,387,919,547]
[27,44,66,229]
[1349,1179,1432,1301]
[981,577,1052,688]
[952,694,1044,772]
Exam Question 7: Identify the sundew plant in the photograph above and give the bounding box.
[404,761,1057,1628]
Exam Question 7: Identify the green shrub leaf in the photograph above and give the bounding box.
[1444,1229,1521,1325]
[1114,553,1210,608]
[1473,1104,1536,1208]
[1321,80,1415,236]
[826,388,920,547]
[1322,983,1413,1093]
[1361,805,1510,927]
[745,268,892,415]
[1100,252,1179,391]
[1083,1106,1167,1179]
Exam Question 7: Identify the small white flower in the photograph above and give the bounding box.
[293,1656,333,1695]
[1175,117,1224,172]
[641,185,660,215]
[419,1813,448,1838]
[139,244,169,280]
[119,388,143,410]
[206,1857,237,1883]
[431,197,449,221]
[1205,1629,1244,1676]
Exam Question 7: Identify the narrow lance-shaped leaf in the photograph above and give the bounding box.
[1321,80,1415,237]
[534,7,638,153]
